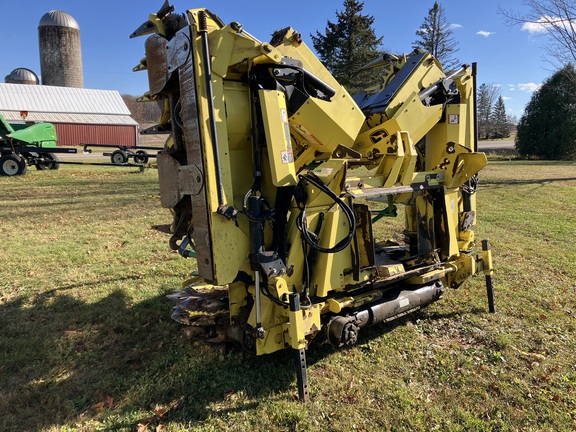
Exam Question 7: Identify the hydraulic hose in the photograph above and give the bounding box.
[296,172,356,254]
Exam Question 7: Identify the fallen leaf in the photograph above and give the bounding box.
[137,417,156,431]
[510,345,546,361]
[153,406,168,417]
[93,402,105,413]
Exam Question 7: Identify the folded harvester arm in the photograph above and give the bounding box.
[131,3,494,401]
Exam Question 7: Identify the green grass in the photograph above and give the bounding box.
[1,160,576,431]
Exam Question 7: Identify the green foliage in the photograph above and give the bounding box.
[490,96,510,139]
[516,64,576,160]
[412,2,459,72]
[311,0,383,94]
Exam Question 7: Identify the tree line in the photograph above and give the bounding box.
[500,0,576,160]
[121,94,161,125]
[311,1,516,141]
[477,84,515,140]
[124,0,576,159]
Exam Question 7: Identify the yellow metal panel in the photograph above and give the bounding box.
[443,189,460,258]
[312,210,352,297]
[398,131,417,185]
[186,11,241,284]
[259,89,297,186]
[289,96,363,153]
[270,28,364,152]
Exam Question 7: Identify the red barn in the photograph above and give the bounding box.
[0,83,138,146]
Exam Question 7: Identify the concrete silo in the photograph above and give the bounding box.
[5,68,40,85]
[38,10,83,88]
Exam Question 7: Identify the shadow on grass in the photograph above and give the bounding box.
[0,287,325,430]
[481,177,576,188]
[0,283,488,431]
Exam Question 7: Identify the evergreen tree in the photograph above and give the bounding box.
[516,64,576,160]
[311,0,383,94]
[412,2,460,72]
[490,96,510,138]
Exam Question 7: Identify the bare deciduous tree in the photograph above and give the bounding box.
[500,1,576,67]
[477,83,501,139]
[121,94,161,125]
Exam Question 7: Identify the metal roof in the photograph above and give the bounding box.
[0,83,132,115]
[1,111,138,126]
[39,10,80,30]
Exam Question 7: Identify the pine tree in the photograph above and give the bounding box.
[477,83,495,139]
[516,64,576,160]
[412,2,460,72]
[311,0,383,94]
[490,96,510,139]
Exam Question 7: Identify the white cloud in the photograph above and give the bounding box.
[502,96,512,101]
[521,16,553,34]
[477,30,495,37]
[450,23,462,29]
[521,15,576,34]
[522,22,547,33]
[508,84,515,91]
[518,82,541,92]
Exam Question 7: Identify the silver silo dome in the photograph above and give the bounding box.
[5,68,40,85]
[38,10,84,88]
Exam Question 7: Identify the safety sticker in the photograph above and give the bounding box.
[284,123,291,148]
[281,150,293,164]
[280,108,288,123]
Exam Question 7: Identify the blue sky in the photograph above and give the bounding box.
[0,1,554,117]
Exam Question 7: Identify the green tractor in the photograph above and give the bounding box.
[0,114,76,176]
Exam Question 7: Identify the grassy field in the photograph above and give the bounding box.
[1,159,575,431]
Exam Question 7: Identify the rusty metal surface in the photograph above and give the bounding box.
[167,28,192,74]
[179,164,204,196]
[145,35,170,96]
[157,153,182,208]
[353,204,375,269]
[177,48,215,282]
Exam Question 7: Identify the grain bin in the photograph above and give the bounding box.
[38,10,83,88]
[5,68,40,85]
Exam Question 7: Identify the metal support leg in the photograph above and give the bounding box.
[294,347,309,402]
[482,239,495,313]
[289,293,309,402]
[254,270,264,338]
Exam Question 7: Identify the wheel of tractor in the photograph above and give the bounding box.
[0,154,26,176]
[111,150,129,165]
[35,153,59,170]
[34,155,48,171]
[44,153,60,170]
[133,150,149,164]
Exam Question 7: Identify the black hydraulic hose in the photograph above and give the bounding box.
[472,62,479,153]
[296,172,356,254]
[198,11,225,208]
[256,63,336,100]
